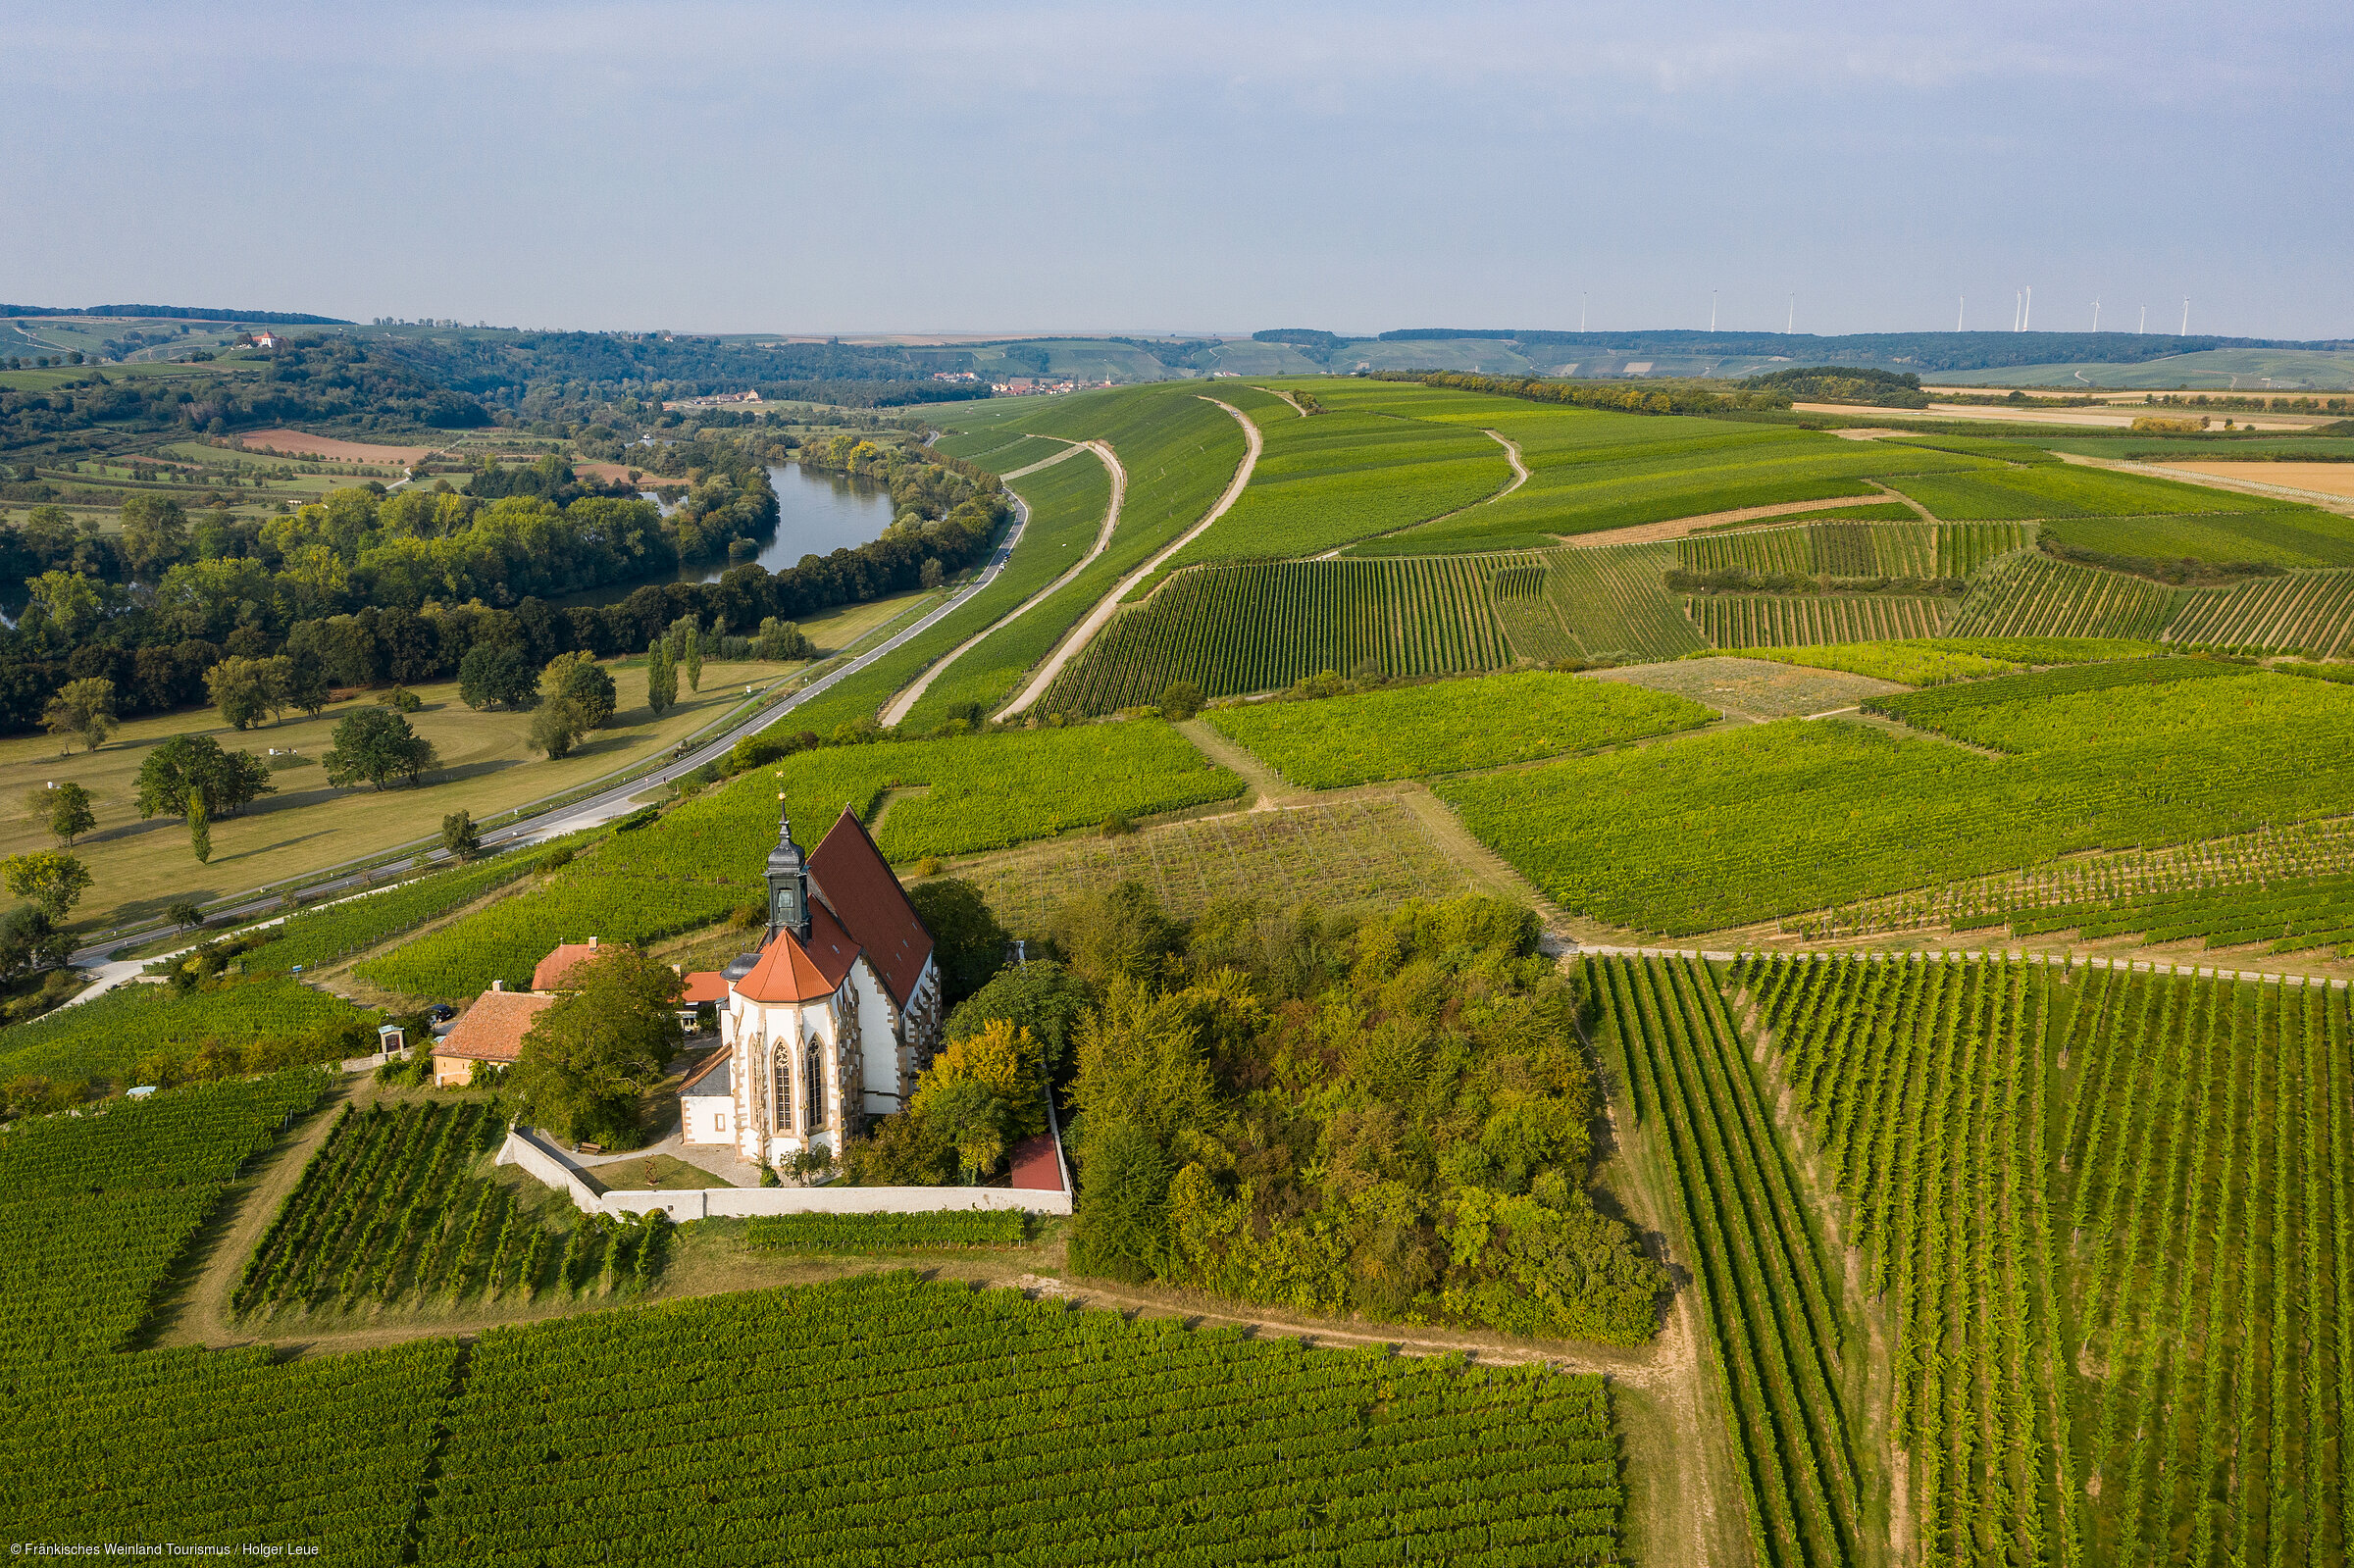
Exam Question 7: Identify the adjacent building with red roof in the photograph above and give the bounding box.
[432,987,555,1087]
[686,801,942,1163]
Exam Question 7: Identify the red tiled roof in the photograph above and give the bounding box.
[680,971,729,1005]
[532,940,603,992]
[808,806,933,1007]
[735,902,861,1004]
[438,990,555,1063]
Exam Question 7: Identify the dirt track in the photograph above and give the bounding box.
[1564,488,1906,547]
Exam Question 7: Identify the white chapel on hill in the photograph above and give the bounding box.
[677,801,943,1168]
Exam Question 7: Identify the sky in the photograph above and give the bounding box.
[5,1,2350,340]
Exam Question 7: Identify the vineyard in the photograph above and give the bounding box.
[1681,593,1950,648]
[1588,955,1859,1568]
[1784,813,2354,941]
[1535,543,1710,663]
[1729,954,2354,1566]
[231,1099,661,1317]
[1675,520,2033,579]
[743,1211,1028,1252]
[1035,557,1516,715]
[962,795,1485,932]
[1946,552,2182,639]
[0,975,379,1085]
[363,725,1241,997]
[0,1069,328,1368]
[2165,568,2354,653]
[2045,509,2354,570]
[2000,870,2354,952]
[1867,657,2256,748]
[1894,463,2294,520]
[417,1273,1629,1566]
[1163,402,1510,566]
[251,848,549,973]
[1444,667,2354,935]
[2,1339,458,1555]
[1203,670,1714,788]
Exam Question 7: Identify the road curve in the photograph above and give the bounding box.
[67,498,1034,970]
[880,443,1123,727]
[995,398,1260,720]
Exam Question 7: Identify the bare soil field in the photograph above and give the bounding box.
[2156,460,2354,500]
[239,429,437,463]
[1797,401,2315,431]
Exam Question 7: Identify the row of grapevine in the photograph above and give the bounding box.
[250,842,575,973]
[0,1069,330,1369]
[2164,568,2354,655]
[1035,557,1515,714]
[232,1100,667,1317]
[1674,520,2033,580]
[1681,592,1950,648]
[419,1273,1630,1565]
[1784,813,2354,940]
[743,1211,1028,1252]
[2003,869,2354,953]
[1731,954,2354,1566]
[0,975,379,1085]
[1946,552,2181,639]
[1539,542,1710,662]
[1489,561,1582,663]
[1590,954,1855,1568]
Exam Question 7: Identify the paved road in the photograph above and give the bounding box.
[66,498,1030,972]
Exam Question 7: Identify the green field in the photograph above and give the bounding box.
[1445,664,2354,936]
[1676,520,2033,578]
[1203,671,1716,788]
[0,976,378,1086]
[1037,557,1516,715]
[1159,398,1510,566]
[2041,509,2354,568]
[359,724,1242,997]
[1720,954,2354,1565]
[1892,463,2302,521]
[1945,552,2181,639]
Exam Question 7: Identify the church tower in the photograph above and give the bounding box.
[765,796,811,943]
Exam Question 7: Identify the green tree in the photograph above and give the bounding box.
[528,696,584,760]
[118,494,192,581]
[542,652,616,730]
[135,733,275,822]
[945,959,1092,1074]
[323,707,438,789]
[0,906,71,982]
[908,1019,1046,1183]
[166,899,203,930]
[1,851,90,922]
[24,571,101,640]
[284,657,333,718]
[441,809,481,861]
[670,614,703,693]
[754,617,812,661]
[905,878,1008,1004]
[187,795,211,863]
[457,643,539,711]
[204,655,290,730]
[644,634,677,716]
[26,783,95,848]
[41,677,117,754]
[1158,681,1203,721]
[506,946,682,1144]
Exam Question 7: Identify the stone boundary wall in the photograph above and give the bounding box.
[496,1127,1073,1221]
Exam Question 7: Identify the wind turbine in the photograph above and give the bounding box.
[2022,286,2032,330]
[1786,294,1794,333]
[2181,298,2190,334]
[2138,304,2146,334]
[1580,293,1588,332]
[2014,291,2022,331]
[2091,299,2101,331]
[1710,290,1717,331]
[1957,297,1966,331]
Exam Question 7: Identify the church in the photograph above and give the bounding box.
[677,800,944,1170]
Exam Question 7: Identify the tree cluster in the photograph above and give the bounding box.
[1737,365,1930,408]
[1380,370,1791,415]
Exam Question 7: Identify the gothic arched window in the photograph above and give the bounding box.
[803,1045,825,1134]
